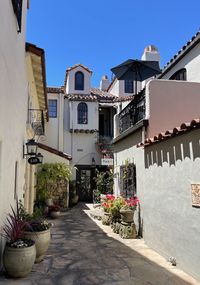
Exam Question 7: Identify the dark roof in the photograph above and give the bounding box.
[38,143,72,160]
[159,30,200,77]
[137,118,200,148]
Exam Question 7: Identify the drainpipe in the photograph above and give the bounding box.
[58,93,64,151]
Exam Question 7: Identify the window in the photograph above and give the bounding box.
[120,163,136,198]
[75,72,84,90]
[170,68,187,81]
[48,100,57,118]
[11,0,23,33]
[78,102,88,124]
[124,80,134,93]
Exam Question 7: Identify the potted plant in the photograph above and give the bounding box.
[48,204,61,219]
[120,196,139,223]
[23,218,51,263]
[101,194,115,225]
[19,201,51,263]
[2,204,36,278]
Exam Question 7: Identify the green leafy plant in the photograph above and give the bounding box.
[94,170,114,196]
[35,163,72,209]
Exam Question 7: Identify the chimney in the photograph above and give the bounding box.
[100,75,110,91]
[141,45,160,65]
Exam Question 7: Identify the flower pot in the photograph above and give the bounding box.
[24,229,51,263]
[50,210,60,219]
[102,212,112,225]
[3,243,36,277]
[120,209,134,223]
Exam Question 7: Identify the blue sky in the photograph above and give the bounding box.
[27,0,200,88]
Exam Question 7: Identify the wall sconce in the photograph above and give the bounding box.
[23,139,43,165]
[23,139,38,158]
[35,153,43,164]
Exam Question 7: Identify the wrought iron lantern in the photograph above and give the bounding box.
[24,139,38,156]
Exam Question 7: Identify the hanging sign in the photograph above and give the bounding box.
[101,158,113,166]
[28,156,40,165]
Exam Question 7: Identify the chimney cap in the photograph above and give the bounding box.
[101,75,108,80]
[144,45,158,52]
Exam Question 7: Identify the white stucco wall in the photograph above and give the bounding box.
[161,42,200,82]
[45,93,60,149]
[143,129,200,280]
[109,79,139,97]
[66,66,91,94]
[0,0,28,260]
[113,129,145,231]
[38,148,70,165]
[69,100,98,130]
[146,80,200,138]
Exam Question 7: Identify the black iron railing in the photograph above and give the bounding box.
[28,109,45,136]
[119,89,146,134]
[11,0,23,33]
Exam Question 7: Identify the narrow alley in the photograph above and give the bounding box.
[0,203,199,285]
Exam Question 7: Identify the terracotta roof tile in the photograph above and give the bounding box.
[159,30,200,77]
[47,87,65,93]
[66,64,92,74]
[137,118,200,147]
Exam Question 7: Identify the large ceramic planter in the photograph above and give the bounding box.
[120,209,134,223]
[50,210,60,219]
[24,229,51,263]
[3,243,36,278]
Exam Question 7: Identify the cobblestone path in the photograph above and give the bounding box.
[0,203,199,285]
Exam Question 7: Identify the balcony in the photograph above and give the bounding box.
[119,88,146,134]
[96,135,114,158]
[27,109,45,136]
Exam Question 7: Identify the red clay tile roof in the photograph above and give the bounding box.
[66,94,98,101]
[159,30,200,77]
[137,118,200,148]
[47,87,64,93]
[38,143,72,160]
[66,64,92,74]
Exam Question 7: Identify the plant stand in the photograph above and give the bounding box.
[102,212,112,225]
[119,221,137,239]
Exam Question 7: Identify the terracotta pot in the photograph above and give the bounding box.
[24,229,51,263]
[3,243,36,277]
[50,210,60,219]
[120,209,134,223]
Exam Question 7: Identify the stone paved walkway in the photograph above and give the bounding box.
[0,203,199,285]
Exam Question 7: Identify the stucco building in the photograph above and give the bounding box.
[46,64,134,201]
[112,31,200,279]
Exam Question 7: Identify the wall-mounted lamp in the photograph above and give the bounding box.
[23,139,38,158]
[23,139,43,165]
[35,153,43,164]
[91,157,96,168]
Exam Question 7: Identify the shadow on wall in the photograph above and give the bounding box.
[144,130,200,168]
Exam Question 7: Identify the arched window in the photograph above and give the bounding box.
[75,71,84,90]
[78,102,88,124]
[170,68,187,81]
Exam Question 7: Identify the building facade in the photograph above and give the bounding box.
[46,64,132,201]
